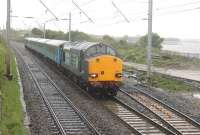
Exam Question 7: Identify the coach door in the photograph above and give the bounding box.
[55,47,61,65]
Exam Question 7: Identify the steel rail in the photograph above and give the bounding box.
[26,46,172,135]
[24,45,174,135]
[13,47,66,135]
[119,89,181,135]
[14,46,100,135]
[122,86,200,135]
[28,64,67,135]
[102,97,175,135]
[36,62,100,135]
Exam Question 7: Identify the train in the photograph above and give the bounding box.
[25,37,123,96]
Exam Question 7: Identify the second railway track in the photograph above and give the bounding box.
[120,87,200,135]
[14,46,100,135]
[102,97,175,135]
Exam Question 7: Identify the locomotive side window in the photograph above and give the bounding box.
[71,53,79,69]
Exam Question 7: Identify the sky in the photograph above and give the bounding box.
[1,0,200,39]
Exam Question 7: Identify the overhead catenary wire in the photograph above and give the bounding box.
[127,3,200,21]
[155,6,200,17]
[111,1,130,23]
[156,0,200,11]
[80,0,96,7]
[115,0,148,5]
[71,0,97,13]
[38,0,59,20]
[10,0,200,35]
[72,0,94,23]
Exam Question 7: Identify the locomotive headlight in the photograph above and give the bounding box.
[89,73,98,78]
[115,73,122,78]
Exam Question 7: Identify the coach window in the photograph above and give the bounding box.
[75,55,79,69]
[65,51,70,65]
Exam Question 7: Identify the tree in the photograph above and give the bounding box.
[102,35,116,45]
[31,28,43,37]
[119,39,128,46]
[136,33,164,49]
[66,31,94,42]
[45,30,65,39]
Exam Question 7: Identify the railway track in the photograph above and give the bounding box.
[119,88,200,135]
[14,47,100,135]
[102,97,175,135]
[21,44,173,135]
[13,42,200,135]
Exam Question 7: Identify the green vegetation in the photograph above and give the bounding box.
[31,28,97,41]
[136,33,164,49]
[29,28,200,69]
[0,37,25,135]
[137,72,194,92]
[122,47,200,68]
[12,28,198,92]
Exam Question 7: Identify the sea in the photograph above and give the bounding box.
[162,39,200,59]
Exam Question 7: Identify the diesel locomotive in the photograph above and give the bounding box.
[25,38,123,96]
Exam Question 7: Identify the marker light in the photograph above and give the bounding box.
[89,73,98,78]
[115,73,122,78]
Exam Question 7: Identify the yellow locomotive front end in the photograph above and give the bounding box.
[87,55,122,82]
[86,54,123,96]
[81,43,123,96]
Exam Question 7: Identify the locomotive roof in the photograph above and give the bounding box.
[25,38,110,52]
[63,41,101,51]
[25,37,68,47]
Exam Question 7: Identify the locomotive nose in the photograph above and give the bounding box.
[87,55,123,81]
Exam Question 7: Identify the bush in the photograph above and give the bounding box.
[136,33,164,49]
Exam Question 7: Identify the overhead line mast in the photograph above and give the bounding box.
[147,0,153,79]
[5,0,12,80]
[69,12,71,42]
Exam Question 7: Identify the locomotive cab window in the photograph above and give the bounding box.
[107,47,115,56]
[97,45,106,54]
[86,45,116,57]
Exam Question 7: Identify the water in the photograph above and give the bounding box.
[193,93,200,99]
[162,39,200,58]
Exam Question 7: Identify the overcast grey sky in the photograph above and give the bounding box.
[1,0,200,39]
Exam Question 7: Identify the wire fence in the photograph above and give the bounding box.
[162,50,200,59]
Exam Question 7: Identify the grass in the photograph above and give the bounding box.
[0,38,25,135]
[117,46,200,69]
[137,72,194,92]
